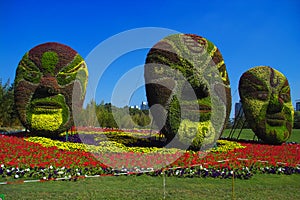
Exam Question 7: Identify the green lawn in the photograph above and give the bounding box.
[221,129,300,143]
[1,174,300,200]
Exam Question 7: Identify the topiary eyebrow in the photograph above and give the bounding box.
[240,72,268,93]
[280,80,291,94]
[58,54,85,73]
[19,53,40,71]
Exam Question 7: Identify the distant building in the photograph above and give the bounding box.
[140,101,149,110]
[130,105,140,109]
[296,100,300,111]
[235,100,244,119]
[129,101,149,110]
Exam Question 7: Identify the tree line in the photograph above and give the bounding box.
[74,100,152,129]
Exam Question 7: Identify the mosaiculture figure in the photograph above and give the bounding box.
[14,42,88,137]
[144,34,231,150]
[239,66,294,144]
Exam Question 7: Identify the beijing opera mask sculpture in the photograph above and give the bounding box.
[14,42,88,137]
[144,34,231,150]
[239,66,294,144]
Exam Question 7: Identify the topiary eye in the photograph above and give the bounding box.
[57,55,86,86]
[57,71,77,85]
[279,93,290,102]
[255,91,269,100]
[279,85,290,103]
[17,53,42,84]
[24,70,42,83]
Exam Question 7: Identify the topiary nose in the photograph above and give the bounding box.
[34,76,60,98]
[267,93,283,114]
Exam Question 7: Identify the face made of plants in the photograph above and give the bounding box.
[239,66,294,144]
[14,42,88,136]
[145,34,231,150]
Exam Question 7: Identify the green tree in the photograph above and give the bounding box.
[76,100,152,129]
[96,103,118,128]
[75,99,98,127]
[0,79,21,127]
[294,111,300,129]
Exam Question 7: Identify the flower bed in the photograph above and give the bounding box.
[0,132,300,181]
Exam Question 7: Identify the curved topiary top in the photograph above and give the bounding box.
[14,42,88,137]
[144,34,231,150]
[239,66,294,144]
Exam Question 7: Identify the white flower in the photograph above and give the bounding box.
[77,172,81,176]
[43,177,47,180]
[25,168,30,172]
[68,175,71,178]
[57,171,64,175]
[49,165,53,170]
[14,174,19,179]
[1,164,4,168]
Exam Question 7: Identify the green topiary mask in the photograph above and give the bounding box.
[144,34,231,150]
[14,42,88,137]
[239,66,294,144]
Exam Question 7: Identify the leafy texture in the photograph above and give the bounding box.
[239,66,294,144]
[144,34,231,150]
[14,42,88,137]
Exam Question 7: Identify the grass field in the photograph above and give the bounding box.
[221,129,300,143]
[1,174,300,200]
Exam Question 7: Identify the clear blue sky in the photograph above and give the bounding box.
[1,0,299,118]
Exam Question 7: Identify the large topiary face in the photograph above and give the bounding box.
[239,66,294,144]
[14,42,88,137]
[144,34,231,150]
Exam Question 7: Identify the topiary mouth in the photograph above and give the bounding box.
[199,104,211,112]
[33,101,62,108]
[29,95,67,115]
[266,119,285,126]
[266,113,285,126]
[180,104,211,112]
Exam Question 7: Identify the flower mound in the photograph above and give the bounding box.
[1,132,299,181]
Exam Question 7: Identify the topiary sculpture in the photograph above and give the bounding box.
[144,34,231,150]
[14,42,88,137]
[239,66,294,144]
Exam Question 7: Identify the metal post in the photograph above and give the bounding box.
[66,130,68,141]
